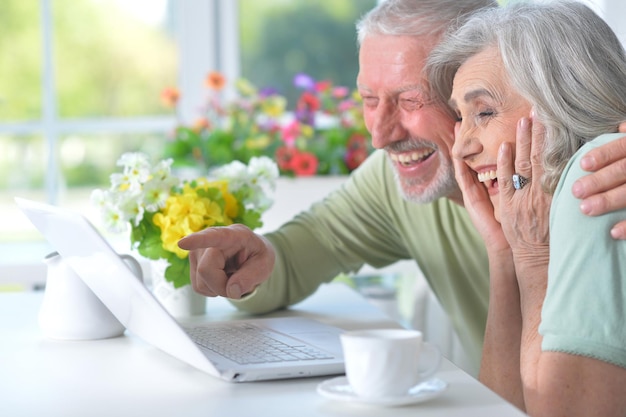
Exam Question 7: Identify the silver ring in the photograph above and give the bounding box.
[512,174,530,190]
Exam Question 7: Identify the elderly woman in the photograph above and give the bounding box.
[426,1,626,416]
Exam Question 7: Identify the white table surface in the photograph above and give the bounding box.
[0,283,526,417]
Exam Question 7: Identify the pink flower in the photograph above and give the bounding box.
[280,120,301,146]
[332,86,349,99]
[315,80,332,93]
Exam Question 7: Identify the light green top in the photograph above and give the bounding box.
[232,150,490,369]
[541,133,626,368]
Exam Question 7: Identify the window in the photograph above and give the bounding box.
[1,0,180,269]
[0,0,376,272]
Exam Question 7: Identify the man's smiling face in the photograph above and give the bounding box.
[357,34,461,204]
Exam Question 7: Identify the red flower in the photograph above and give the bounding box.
[347,133,368,151]
[205,71,226,91]
[345,134,369,170]
[345,148,368,171]
[192,117,211,133]
[290,151,318,176]
[297,91,321,113]
[275,146,297,171]
[160,87,180,108]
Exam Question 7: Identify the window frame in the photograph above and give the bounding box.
[0,0,241,205]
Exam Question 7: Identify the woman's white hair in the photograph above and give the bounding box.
[427,0,626,193]
[356,0,497,46]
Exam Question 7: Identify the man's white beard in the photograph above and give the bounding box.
[392,158,459,204]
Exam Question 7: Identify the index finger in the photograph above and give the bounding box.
[178,224,247,251]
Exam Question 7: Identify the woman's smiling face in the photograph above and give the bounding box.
[448,46,533,221]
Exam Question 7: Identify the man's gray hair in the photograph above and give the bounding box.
[356,0,498,45]
[427,0,626,193]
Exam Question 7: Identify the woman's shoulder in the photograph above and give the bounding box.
[573,133,623,159]
[556,133,624,195]
[551,133,626,234]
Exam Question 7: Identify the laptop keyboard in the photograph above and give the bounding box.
[186,323,335,365]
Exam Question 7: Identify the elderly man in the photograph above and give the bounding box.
[179,0,626,374]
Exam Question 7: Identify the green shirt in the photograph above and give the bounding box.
[542,133,626,368]
[232,150,490,370]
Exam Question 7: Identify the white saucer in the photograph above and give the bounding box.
[316,376,448,407]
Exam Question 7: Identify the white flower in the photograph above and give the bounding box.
[143,179,173,212]
[117,152,150,170]
[212,160,250,191]
[100,203,128,233]
[246,191,274,213]
[117,152,151,184]
[238,156,278,210]
[247,156,279,190]
[109,172,133,194]
[213,159,248,178]
[151,158,174,181]
[90,189,107,208]
[115,193,145,226]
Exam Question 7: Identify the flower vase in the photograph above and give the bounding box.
[150,259,206,317]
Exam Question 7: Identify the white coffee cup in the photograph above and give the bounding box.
[340,328,441,399]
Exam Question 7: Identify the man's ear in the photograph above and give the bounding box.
[618,122,626,133]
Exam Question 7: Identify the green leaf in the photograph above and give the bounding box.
[132,213,169,260]
[163,255,191,288]
[196,186,222,201]
[202,130,236,166]
[240,210,263,230]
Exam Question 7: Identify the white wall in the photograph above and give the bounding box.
[580,0,626,46]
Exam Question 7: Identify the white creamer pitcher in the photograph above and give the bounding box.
[39,251,143,340]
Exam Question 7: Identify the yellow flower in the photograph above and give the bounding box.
[245,134,271,151]
[161,224,188,259]
[153,189,229,259]
[261,95,287,118]
[235,78,257,97]
[301,124,314,138]
[195,179,238,222]
[153,209,189,259]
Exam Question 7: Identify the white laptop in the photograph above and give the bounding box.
[15,197,345,382]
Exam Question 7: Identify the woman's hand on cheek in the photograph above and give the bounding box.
[453,157,509,254]
[497,115,551,264]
